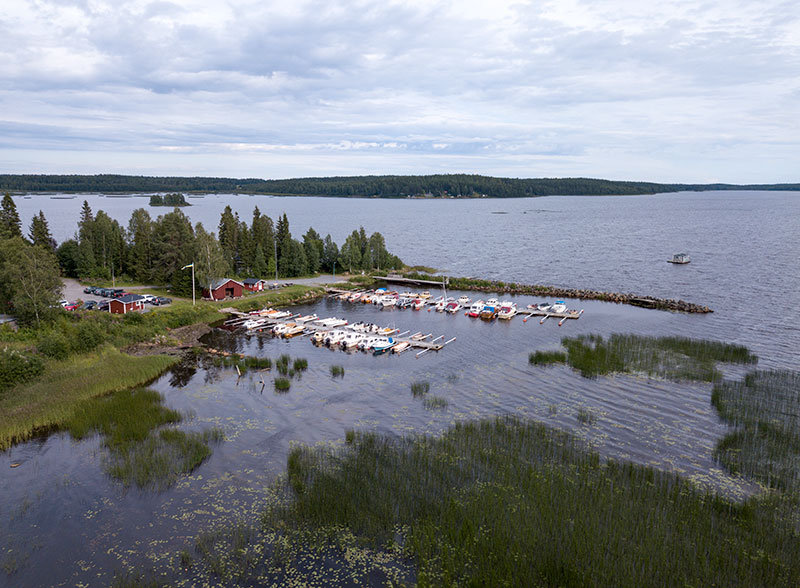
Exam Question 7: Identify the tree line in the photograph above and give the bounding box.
[0,192,402,324]
[3,174,798,197]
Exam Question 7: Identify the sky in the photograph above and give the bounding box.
[1,0,799,183]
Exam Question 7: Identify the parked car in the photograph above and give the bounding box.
[152,297,172,306]
[110,289,126,298]
[63,301,80,311]
[83,286,97,294]
[96,300,110,311]
[83,300,97,310]
[139,294,157,304]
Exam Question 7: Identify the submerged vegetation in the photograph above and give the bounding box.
[713,370,800,492]
[329,364,345,378]
[410,380,430,397]
[178,416,800,586]
[530,334,756,381]
[65,388,223,489]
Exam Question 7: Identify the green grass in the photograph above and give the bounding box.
[410,380,430,397]
[712,370,800,492]
[330,365,345,378]
[576,406,596,425]
[266,416,800,587]
[292,358,308,372]
[0,346,178,451]
[274,377,291,392]
[532,334,757,382]
[64,387,223,489]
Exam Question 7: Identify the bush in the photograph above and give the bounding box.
[0,348,44,390]
[37,331,73,360]
[75,319,107,352]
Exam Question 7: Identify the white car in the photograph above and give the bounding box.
[139,294,157,304]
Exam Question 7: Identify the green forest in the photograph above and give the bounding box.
[0,192,401,324]
[2,173,799,197]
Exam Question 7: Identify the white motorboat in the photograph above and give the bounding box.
[295,314,318,323]
[486,297,499,307]
[550,301,568,314]
[412,298,426,310]
[283,324,306,338]
[324,330,348,346]
[340,332,366,349]
[445,301,462,314]
[272,322,295,336]
[312,330,330,344]
[380,295,398,307]
[457,295,471,306]
[242,318,267,330]
[467,300,484,318]
[270,310,293,319]
[497,301,517,320]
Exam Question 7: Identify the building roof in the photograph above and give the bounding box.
[242,278,264,285]
[209,278,244,291]
[113,294,145,304]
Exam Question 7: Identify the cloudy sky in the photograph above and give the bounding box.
[1,0,798,182]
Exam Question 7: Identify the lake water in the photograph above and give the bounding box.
[2,191,799,586]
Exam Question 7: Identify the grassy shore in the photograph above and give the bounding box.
[0,284,324,452]
[0,346,177,450]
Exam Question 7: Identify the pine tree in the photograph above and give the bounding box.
[0,192,22,239]
[29,210,55,250]
[252,243,268,277]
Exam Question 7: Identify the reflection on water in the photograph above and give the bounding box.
[0,291,765,586]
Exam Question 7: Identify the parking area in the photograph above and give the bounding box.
[60,279,171,311]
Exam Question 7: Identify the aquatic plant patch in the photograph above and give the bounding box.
[533,334,756,381]
[713,370,800,492]
[65,387,223,489]
[263,416,800,587]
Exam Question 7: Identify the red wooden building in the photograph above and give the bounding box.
[204,278,244,300]
[242,278,265,292]
[109,294,145,314]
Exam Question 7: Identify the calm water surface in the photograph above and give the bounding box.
[2,191,798,586]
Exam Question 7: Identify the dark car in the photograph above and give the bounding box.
[96,288,111,297]
[83,286,97,294]
[110,289,126,298]
[96,300,110,311]
[83,300,97,310]
[152,297,172,306]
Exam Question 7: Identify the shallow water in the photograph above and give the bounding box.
[3,190,798,585]
[0,291,762,586]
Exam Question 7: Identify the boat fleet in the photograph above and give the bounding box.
[225,306,449,356]
[332,288,581,323]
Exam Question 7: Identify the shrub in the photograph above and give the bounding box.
[37,331,73,360]
[0,348,44,390]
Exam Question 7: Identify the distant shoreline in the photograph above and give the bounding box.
[2,173,799,198]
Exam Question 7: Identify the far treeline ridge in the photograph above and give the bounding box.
[2,174,799,197]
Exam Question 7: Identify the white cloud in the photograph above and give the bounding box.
[0,0,798,182]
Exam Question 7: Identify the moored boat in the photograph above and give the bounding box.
[445,301,462,314]
[457,295,471,306]
[467,300,484,317]
[480,303,498,320]
[497,301,517,320]
[668,252,691,264]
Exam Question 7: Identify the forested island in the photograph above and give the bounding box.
[149,192,189,207]
[2,173,799,198]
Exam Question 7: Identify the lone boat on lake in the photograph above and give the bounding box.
[668,252,691,264]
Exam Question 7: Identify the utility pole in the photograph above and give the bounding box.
[181,263,195,305]
[273,234,278,281]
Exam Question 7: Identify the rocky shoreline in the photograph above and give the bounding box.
[456,282,713,313]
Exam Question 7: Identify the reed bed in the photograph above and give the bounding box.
[64,387,223,489]
[209,354,272,374]
[274,377,291,392]
[0,347,177,451]
[329,365,345,378]
[533,334,756,381]
[528,350,567,366]
[422,395,448,410]
[713,370,800,492]
[410,380,430,397]
[264,416,800,587]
